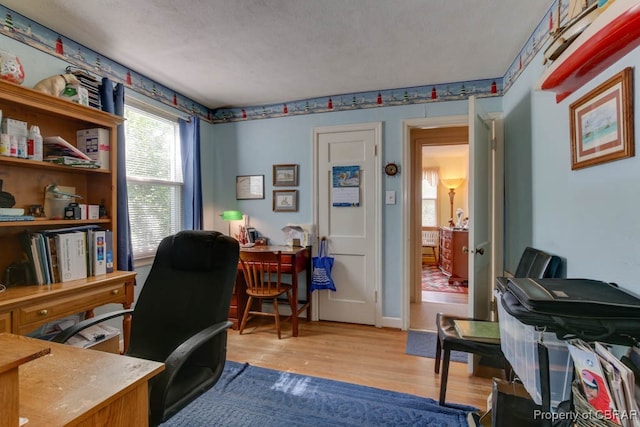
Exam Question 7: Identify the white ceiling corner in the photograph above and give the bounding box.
[0,0,554,109]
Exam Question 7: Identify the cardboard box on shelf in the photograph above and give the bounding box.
[88,204,100,219]
[77,128,110,170]
[1,117,27,136]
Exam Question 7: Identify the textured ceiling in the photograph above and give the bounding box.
[1,0,554,109]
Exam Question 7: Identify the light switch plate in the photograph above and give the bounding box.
[385,190,396,205]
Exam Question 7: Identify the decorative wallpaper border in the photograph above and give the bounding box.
[213,79,503,123]
[213,0,558,124]
[1,2,559,124]
[0,5,212,121]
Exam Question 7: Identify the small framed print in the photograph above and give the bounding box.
[273,164,299,186]
[273,190,298,212]
[236,175,264,200]
[570,67,634,170]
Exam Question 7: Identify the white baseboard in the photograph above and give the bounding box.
[382,316,402,329]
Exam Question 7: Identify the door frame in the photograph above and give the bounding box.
[401,115,504,330]
[311,122,383,325]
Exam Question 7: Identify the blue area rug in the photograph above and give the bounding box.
[161,361,476,427]
[406,330,467,363]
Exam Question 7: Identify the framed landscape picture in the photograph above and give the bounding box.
[273,164,299,186]
[569,67,634,170]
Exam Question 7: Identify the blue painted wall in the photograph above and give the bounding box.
[503,44,640,294]
[207,98,503,319]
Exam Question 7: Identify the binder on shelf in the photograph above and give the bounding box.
[43,234,55,283]
[105,229,114,273]
[91,230,107,276]
[55,231,87,282]
[86,229,93,277]
[34,233,51,284]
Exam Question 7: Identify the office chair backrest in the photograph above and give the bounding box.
[514,246,561,279]
[127,230,239,360]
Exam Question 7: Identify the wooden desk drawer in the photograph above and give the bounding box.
[18,283,126,331]
[0,311,11,333]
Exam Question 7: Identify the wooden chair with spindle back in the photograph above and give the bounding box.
[238,250,294,339]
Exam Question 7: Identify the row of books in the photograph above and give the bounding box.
[567,338,640,426]
[21,225,113,285]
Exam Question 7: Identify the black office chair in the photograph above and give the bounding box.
[435,246,561,406]
[52,230,240,426]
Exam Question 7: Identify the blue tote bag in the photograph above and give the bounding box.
[311,239,336,291]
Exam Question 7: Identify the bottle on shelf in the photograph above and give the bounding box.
[27,125,43,161]
[17,135,27,159]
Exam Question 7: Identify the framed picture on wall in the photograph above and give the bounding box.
[273,164,299,186]
[273,190,298,212]
[236,175,264,199]
[569,67,634,170]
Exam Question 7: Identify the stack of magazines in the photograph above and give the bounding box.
[43,136,99,168]
[567,338,640,426]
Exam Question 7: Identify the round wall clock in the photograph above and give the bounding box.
[384,162,399,177]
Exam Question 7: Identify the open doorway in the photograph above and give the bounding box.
[409,127,469,331]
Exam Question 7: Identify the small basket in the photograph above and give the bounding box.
[572,381,619,427]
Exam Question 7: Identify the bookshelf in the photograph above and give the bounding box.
[0,79,136,347]
[0,78,121,277]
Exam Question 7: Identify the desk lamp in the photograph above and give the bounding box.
[221,210,243,236]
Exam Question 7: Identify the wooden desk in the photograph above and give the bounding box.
[0,271,136,351]
[0,333,164,427]
[231,245,311,337]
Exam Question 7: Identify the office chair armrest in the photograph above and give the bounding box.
[164,320,232,371]
[51,309,134,344]
[152,320,232,389]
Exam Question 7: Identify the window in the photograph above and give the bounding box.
[421,168,438,227]
[124,100,183,260]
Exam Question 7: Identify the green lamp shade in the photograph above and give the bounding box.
[221,210,243,221]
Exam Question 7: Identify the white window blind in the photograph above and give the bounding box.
[124,102,183,260]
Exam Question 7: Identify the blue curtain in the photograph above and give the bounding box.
[179,116,203,230]
[100,78,134,272]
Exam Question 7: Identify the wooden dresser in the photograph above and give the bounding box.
[439,227,469,284]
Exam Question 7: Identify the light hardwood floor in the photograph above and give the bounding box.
[226,319,494,412]
[411,291,468,331]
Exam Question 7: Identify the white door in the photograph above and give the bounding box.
[313,123,381,326]
[468,96,493,321]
